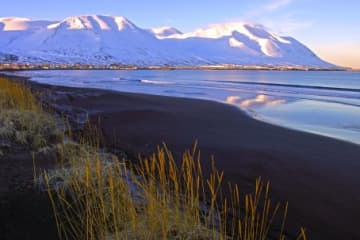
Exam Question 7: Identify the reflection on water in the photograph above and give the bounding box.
[226,94,287,108]
[224,91,360,144]
[245,98,360,144]
[9,70,360,145]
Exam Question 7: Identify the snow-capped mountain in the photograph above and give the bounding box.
[150,27,183,38]
[0,15,334,67]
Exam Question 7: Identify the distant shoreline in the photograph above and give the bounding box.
[12,73,360,239]
[0,63,347,71]
[2,72,360,239]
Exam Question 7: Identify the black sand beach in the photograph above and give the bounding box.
[1,74,360,239]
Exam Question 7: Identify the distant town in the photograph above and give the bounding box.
[0,63,346,71]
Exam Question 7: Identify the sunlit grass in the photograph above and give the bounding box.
[0,76,307,239]
[0,77,62,154]
[0,110,63,150]
[44,142,307,240]
[0,76,39,111]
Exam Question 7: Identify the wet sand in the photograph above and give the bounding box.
[2,74,360,239]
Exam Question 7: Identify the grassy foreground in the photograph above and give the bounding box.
[0,76,307,240]
[0,77,63,155]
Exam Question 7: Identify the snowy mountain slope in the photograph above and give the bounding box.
[0,17,55,31]
[150,27,183,38]
[0,15,334,67]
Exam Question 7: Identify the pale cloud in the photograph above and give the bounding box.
[239,0,312,36]
[244,0,293,19]
[279,20,312,33]
[265,0,293,11]
[261,16,313,35]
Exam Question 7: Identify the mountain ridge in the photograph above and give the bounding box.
[0,15,336,68]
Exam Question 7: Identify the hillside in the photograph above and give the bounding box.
[0,15,334,68]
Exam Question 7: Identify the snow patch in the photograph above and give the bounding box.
[0,15,335,68]
[151,26,182,38]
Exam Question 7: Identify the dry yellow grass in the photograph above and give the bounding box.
[0,76,307,239]
[0,110,63,150]
[0,76,62,153]
[0,76,39,111]
[44,143,307,240]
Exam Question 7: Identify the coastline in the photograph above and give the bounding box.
[5,70,360,146]
[0,64,346,71]
[1,73,360,239]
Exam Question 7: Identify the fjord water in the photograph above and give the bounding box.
[15,70,360,144]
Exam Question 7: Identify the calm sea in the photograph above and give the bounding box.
[12,70,360,144]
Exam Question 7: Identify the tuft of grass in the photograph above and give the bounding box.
[43,143,307,240]
[0,77,63,153]
[0,75,306,239]
[0,110,63,150]
[0,76,39,111]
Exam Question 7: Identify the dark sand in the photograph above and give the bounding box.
[0,152,58,240]
[1,74,360,239]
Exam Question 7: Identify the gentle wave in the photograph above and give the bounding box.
[217,80,360,93]
[140,79,173,85]
[7,70,360,144]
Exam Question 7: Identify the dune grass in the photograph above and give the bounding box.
[44,140,307,240]
[0,76,63,154]
[0,76,39,111]
[0,76,307,239]
[0,110,63,150]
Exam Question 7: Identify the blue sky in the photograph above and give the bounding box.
[1,0,359,68]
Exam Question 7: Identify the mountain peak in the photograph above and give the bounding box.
[0,15,334,68]
[0,17,57,31]
[151,26,183,38]
[112,16,137,30]
[0,17,31,22]
[175,21,271,39]
[47,15,137,31]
